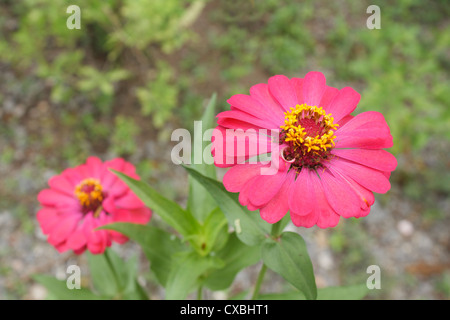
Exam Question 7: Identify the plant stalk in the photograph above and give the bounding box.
[251,219,284,300]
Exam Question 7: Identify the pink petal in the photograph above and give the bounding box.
[238,176,259,207]
[326,87,361,122]
[320,86,339,109]
[85,156,103,179]
[223,163,268,192]
[74,247,87,255]
[83,215,110,254]
[61,167,83,186]
[318,169,361,219]
[107,177,131,198]
[47,214,81,246]
[66,226,87,251]
[335,111,393,149]
[228,94,280,126]
[337,114,354,127]
[339,175,375,215]
[48,174,75,197]
[247,203,259,211]
[260,171,294,223]
[247,169,287,207]
[109,230,128,244]
[288,168,315,216]
[113,207,152,225]
[336,111,391,134]
[114,191,145,210]
[316,207,341,228]
[329,157,391,194]
[102,196,116,214]
[212,126,275,167]
[290,77,304,105]
[37,207,60,234]
[101,158,126,189]
[217,110,277,130]
[268,75,299,111]
[121,162,139,179]
[37,189,78,208]
[54,241,70,253]
[309,170,341,228]
[339,173,373,219]
[332,149,397,172]
[249,83,285,119]
[290,211,319,228]
[302,71,326,106]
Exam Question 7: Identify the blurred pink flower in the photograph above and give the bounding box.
[212,71,397,228]
[37,157,151,254]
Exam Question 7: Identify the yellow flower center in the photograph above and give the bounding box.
[74,178,104,216]
[279,104,338,169]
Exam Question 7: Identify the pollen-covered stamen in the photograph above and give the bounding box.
[74,178,105,216]
[280,104,338,170]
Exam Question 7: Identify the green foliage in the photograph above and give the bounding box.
[203,233,260,291]
[261,232,317,300]
[111,115,140,156]
[34,248,147,300]
[111,170,201,243]
[187,94,218,222]
[136,62,179,129]
[0,0,205,124]
[258,284,368,300]
[183,165,271,246]
[87,249,148,300]
[33,275,103,300]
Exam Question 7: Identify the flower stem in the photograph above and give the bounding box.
[251,263,267,300]
[251,220,284,300]
[104,248,122,296]
[270,219,283,239]
[197,285,203,300]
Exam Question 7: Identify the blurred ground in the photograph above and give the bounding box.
[0,0,449,299]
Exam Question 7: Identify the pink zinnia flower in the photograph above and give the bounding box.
[212,71,397,228]
[37,157,152,254]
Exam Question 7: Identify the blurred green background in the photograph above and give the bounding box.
[0,0,448,299]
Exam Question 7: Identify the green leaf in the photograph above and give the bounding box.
[187,93,218,222]
[277,213,292,235]
[317,284,369,300]
[183,165,271,246]
[33,275,102,300]
[199,207,229,255]
[258,291,305,300]
[110,170,200,238]
[261,232,317,300]
[258,284,369,300]
[165,251,222,300]
[203,233,261,291]
[100,223,185,286]
[87,251,120,297]
[87,249,148,300]
[100,249,148,300]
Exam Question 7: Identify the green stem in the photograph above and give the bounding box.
[197,285,203,300]
[104,249,122,297]
[251,263,267,300]
[270,219,283,238]
[251,220,284,300]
